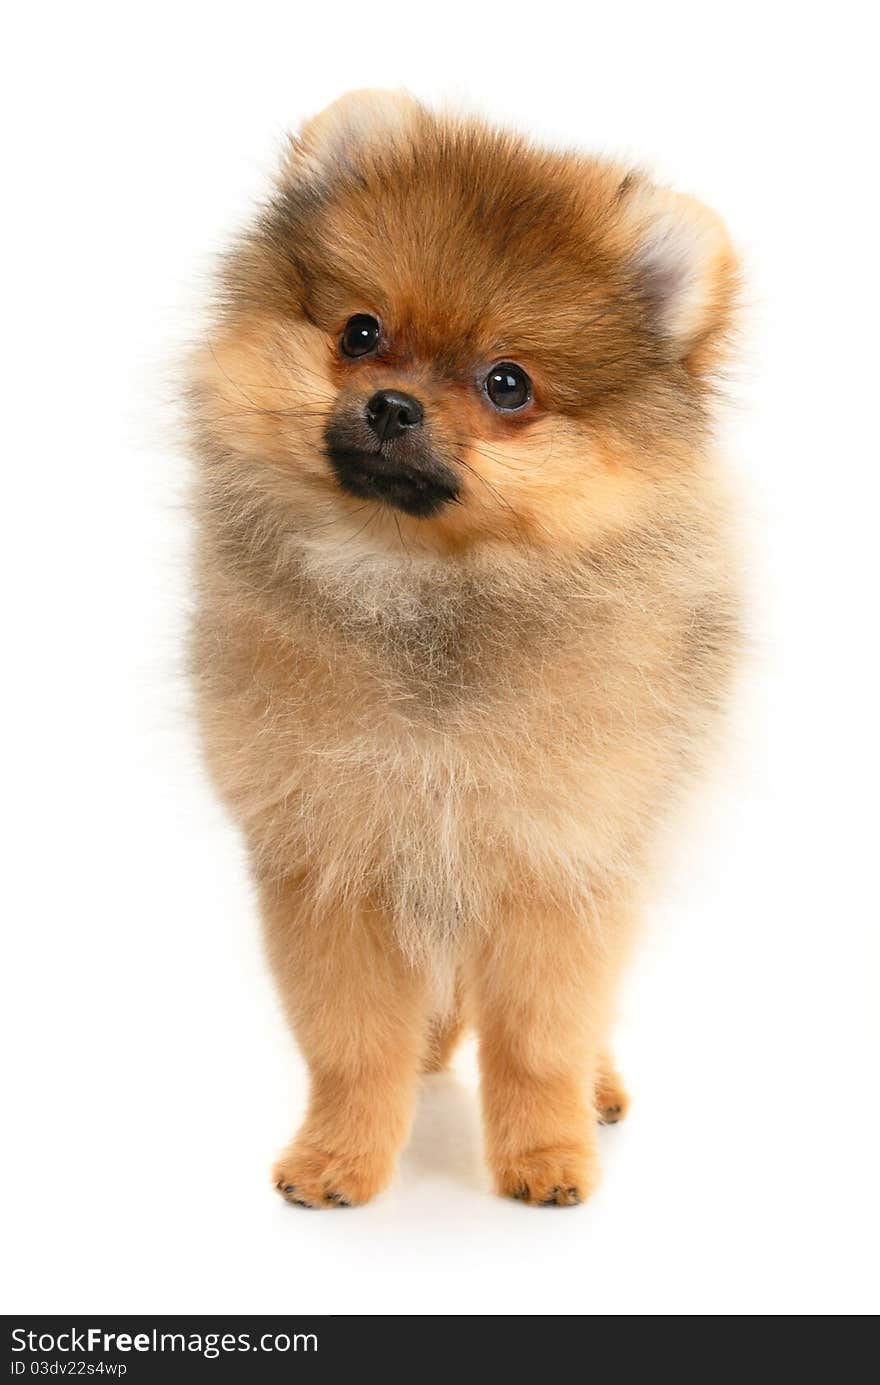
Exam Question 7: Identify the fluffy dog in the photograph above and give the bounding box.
[186,90,741,1207]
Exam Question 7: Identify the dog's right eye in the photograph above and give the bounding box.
[340,314,381,358]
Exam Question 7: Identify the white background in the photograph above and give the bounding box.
[4,1,878,1316]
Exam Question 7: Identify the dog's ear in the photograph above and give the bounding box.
[620,178,739,375]
[281,89,422,184]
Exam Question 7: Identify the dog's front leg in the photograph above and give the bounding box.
[260,875,430,1208]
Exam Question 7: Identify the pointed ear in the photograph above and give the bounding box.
[622,179,739,375]
[281,88,422,184]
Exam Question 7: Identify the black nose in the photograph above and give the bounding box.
[365,389,424,441]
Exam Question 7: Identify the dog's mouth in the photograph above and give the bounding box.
[325,446,460,518]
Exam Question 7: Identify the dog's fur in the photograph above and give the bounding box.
[186,91,742,1207]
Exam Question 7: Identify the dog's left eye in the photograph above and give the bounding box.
[485,362,531,411]
[340,314,380,358]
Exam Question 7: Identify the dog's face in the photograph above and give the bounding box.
[192,91,737,557]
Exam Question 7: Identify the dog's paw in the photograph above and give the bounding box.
[595,1061,630,1125]
[273,1144,391,1209]
[494,1146,598,1207]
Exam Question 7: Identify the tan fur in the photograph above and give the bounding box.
[186,92,742,1207]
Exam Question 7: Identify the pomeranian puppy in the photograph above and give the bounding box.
[186,91,741,1208]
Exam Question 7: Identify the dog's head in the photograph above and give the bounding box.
[191,91,737,557]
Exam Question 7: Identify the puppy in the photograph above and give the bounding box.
[186,91,741,1208]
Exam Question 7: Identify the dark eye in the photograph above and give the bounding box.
[340,314,380,358]
[485,362,531,411]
